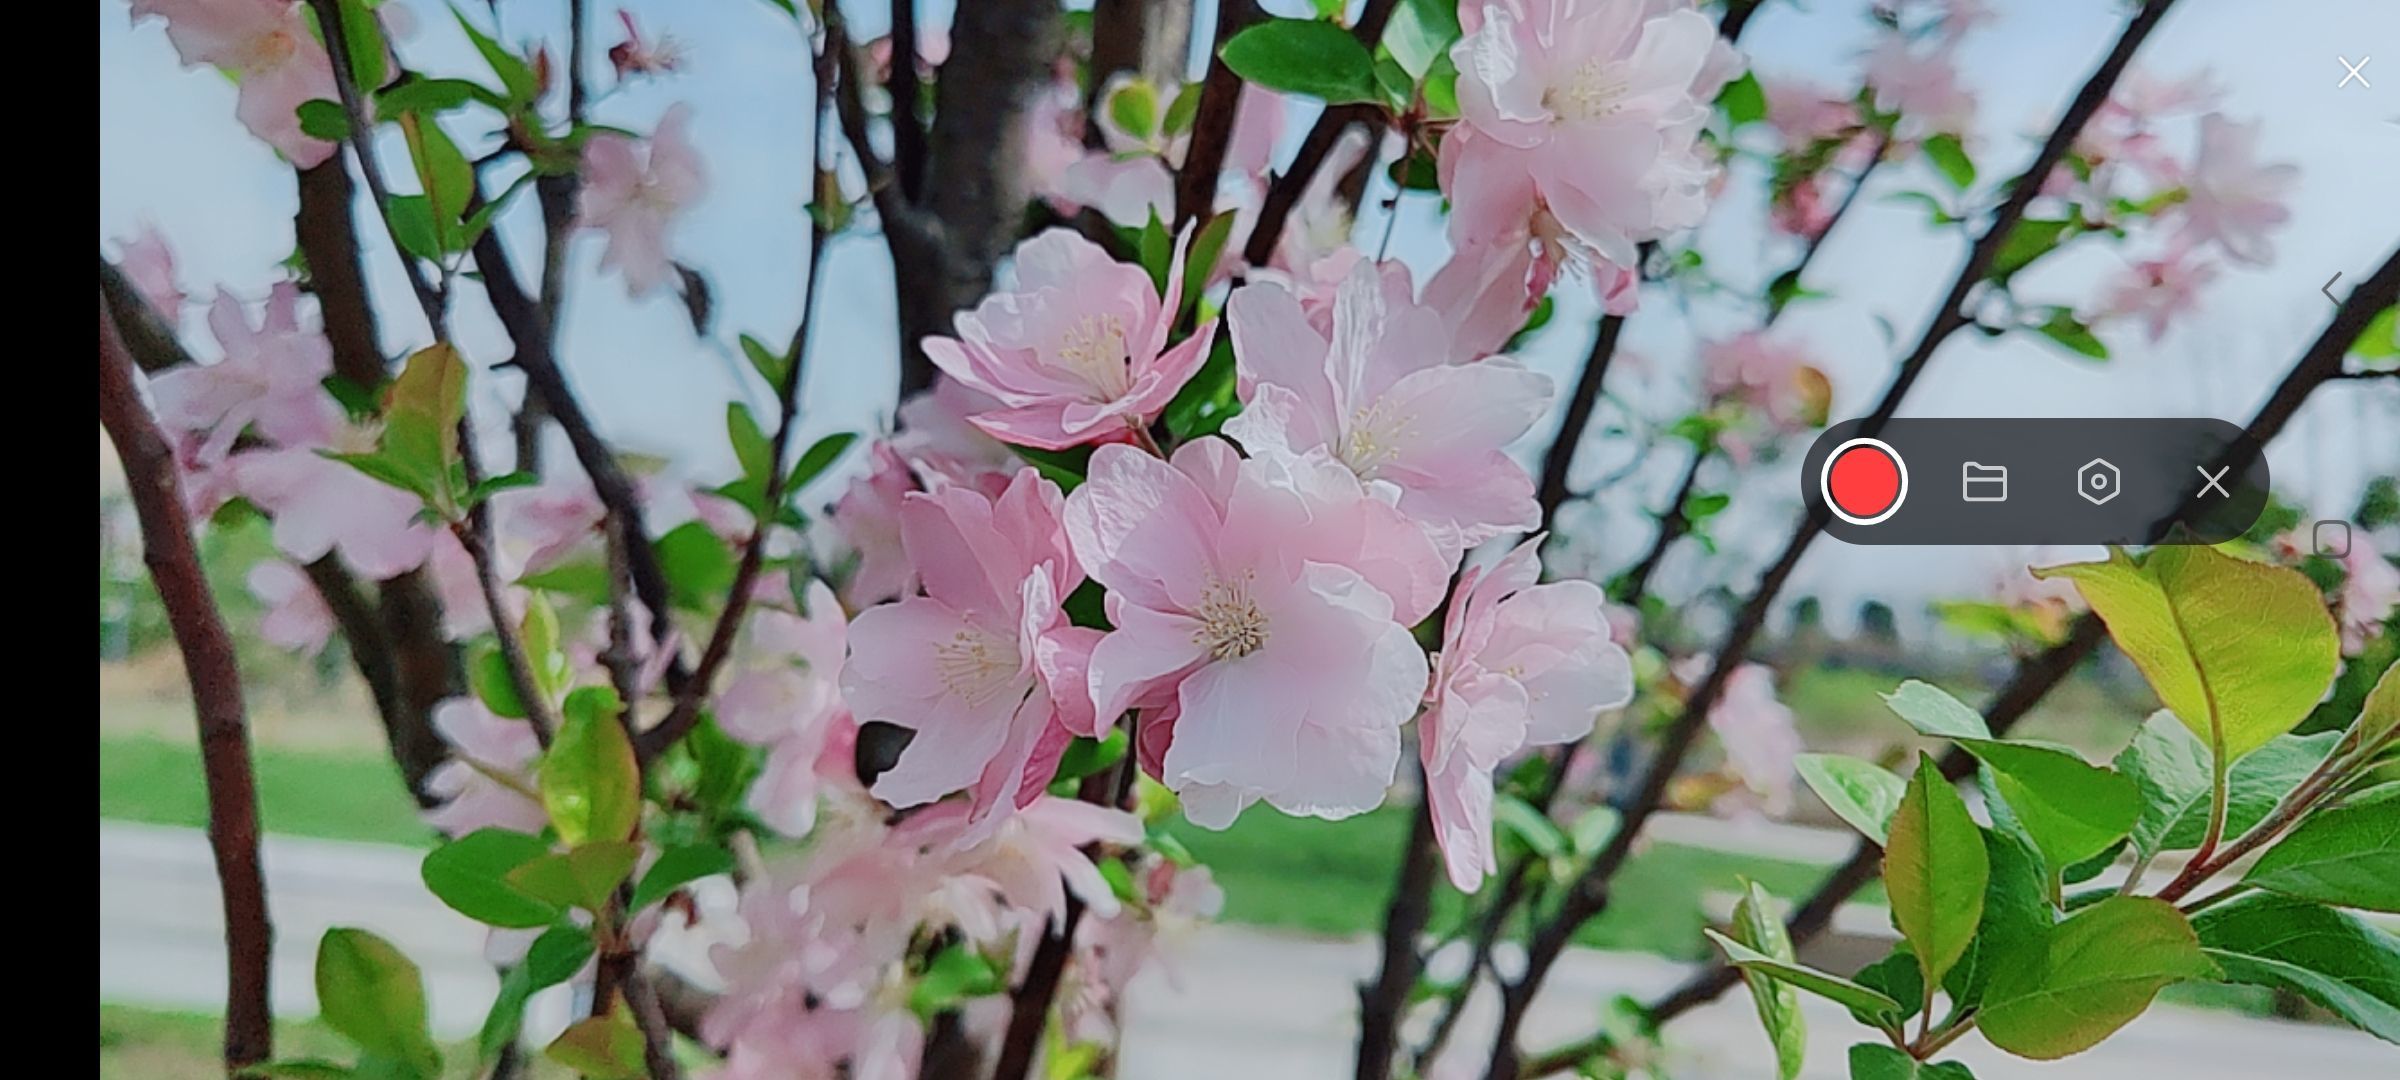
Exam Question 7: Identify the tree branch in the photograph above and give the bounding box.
[1480,6,2177,1073]
[1173,0,1262,228]
[889,0,929,200]
[99,292,273,1071]
[304,0,447,336]
[636,30,838,763]
[1237,0,1403,267]
[1355,792,1441,1080]
[1590,241,2400,1071]
[1534,313,1628,531]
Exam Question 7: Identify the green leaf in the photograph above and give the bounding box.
[1978,896,2216,1060]
[1987,217,2076,283]
[333,0,388,92]
[1162,333,1239,441]
[380,344,467,515]
[1847,1043,1976,1080]
[2037,546,2340,762]
[1015,444,1093,492]
[245,1061,356,1078]
[1105,79,1160,143]
[421,829,559,928]
[726,403,774,490]
[2193,893,2400,1043]
[314,928,441,1076]
[1385,0,1462,81]
[654,521,738,611]
[1921,133,1976,189]
[474,923,593,1064]
[1494,793,1567,861]
[1181,212,1241,321]
[467,648,527,723]
[506,840,643,913]
[399,113,474,250]
[539,687,640,845]
[2242,788,2400,912]
[297,99,351,142]
[1719,70,1767,128]
[2118,718,2339,859]
[1730,881,1806,1080]
[1704,930,1906,1026]
[1137,210,1174,296]
[1850,948,1923,1027]
[465,469,538,508]
[1953,738,2142,870]
[785,431,859,495]
[1881,679,1991,739]
[629,843,736,912]
[910,942,1009,1017]
[1882,190,1959,227]
[2031,306,2109,361]
[454,7,540,105]
[1162,82,1203,138]
[374,77,493,119]
[2339,661,2400,763]
[1795,753,1906,844]
[1946,827,2050,1011]
[740,334,791,391]
[2351,304,2398,363]
[384,195,444,264]
[544,1011,645,1079]
[1220,18,1380,106]
[1051,731,1130,788]
[1885,754,1988,993]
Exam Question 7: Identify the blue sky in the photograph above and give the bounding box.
[99,0,2400,622]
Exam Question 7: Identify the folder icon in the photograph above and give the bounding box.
[1962,462,2008,503]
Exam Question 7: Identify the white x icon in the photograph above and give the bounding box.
[2339,56,2373,89]
[2197,466,2231,497]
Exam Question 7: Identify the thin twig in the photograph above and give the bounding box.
[100,293,274,1070]
[634,33,837,764]
[1482,7,2179,1073]
[1238,0,1402,266]
[889,0,928,200]
[1355,781,1441,1080]
[1173,0,1262,227]
[304,0,447,336]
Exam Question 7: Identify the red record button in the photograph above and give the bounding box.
[1821,437,1908,525]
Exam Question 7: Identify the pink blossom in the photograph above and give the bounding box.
[488,476,606,579]
[926,229,1216,449]
[1226,261,1554,553]
[1428,124,1646,358]
[1065,440,1437,827]
[579,103,708,296]
[2330,532,2400,656]
[2092,255,2218,343]
[1762,78,1860,146]
[116,224,187,326]
[247,559,335,655]
[130,0,338,167]
[425,532,497,640]
[1701,332,1832,431]
[839,468,1096,833]
[1700,662,1801,817]
[148,284,342,462]
[232,438,443,580]
[719,579,855,837]
[1061,858,1223,1044]
[1057,152,1178,230]
[607,9,684,80]
[903,796,1144,927]
[831,443,919,608]
[1226,85,1289,184]
[2174,114,2297,267]
[1025,75,1090,214]
[1863,37,1976,140]
[1446,0,1739,269]
[1420,538,1633,890]
[892,378,1018,490]
[422,698,546,837]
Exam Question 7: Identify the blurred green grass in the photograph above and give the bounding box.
[98,734,1843,957]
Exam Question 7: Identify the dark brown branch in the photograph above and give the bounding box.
[636,34,838,763]
[468,199,693,699]
[992,895,1086,1080]
[305,0,447,335]
[1533,314,1627,531]
[622,970,689,1080]
[294,161,387,387]
[99,293,274,1071]
[1481,6,2177,1073]
[889,0,929,200]
[1355,793,1441,1080]
[1237,0,1402,267]
[1173,0,1262,228]
[1602,241,2400,1067]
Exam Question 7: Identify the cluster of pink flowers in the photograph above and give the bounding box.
[130,0,341,167]
[1428,0,1743,354]
[2274,527,2400,657]
[829,222,1636,886]
[1698,331,1834,462]
[578,103,710,297]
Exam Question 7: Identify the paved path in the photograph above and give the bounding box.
[100,822,2394,1079]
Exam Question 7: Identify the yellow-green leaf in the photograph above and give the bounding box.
[1731,880,1807,1080]
[1979,896,2216,1060]
[2036,546,2337,762]
[313,928,442,1076]
[1885,754,1987,992]
[538,687,640,845]
[544,1010,645,1079]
